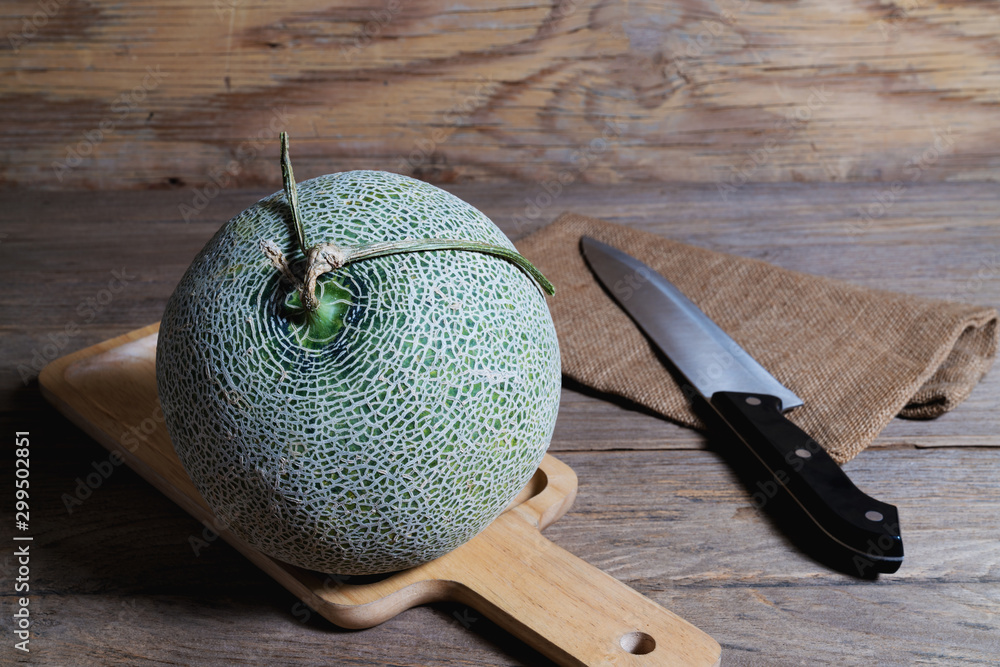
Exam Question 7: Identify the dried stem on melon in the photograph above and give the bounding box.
[268,132,554,315]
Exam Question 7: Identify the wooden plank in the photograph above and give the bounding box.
[3,183,996,447]
[551,449,1000,584]
[2,1,999,189]
[0,595,564,666]
[2,181,998,663]
[553,448,1000,666]
[37,328,721,665]
[7,423,999,664]
[6,583,998,666]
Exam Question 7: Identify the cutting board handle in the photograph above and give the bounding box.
[41,326,720,667]
[443,504,721,666]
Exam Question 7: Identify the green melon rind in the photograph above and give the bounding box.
[156,170,561,575]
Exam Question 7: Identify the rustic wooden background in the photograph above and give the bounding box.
[4,182,999,665]
[2,0,999,665]
[2,0,1000,190]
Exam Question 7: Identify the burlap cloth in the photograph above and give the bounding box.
[517,213,999,463]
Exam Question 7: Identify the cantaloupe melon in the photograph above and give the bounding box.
[156,136,561,574]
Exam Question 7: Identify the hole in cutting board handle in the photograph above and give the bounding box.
[620,631,656,655]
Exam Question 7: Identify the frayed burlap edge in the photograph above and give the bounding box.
[517,213,998,463]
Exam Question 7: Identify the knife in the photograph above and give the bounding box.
[581,236,903,574]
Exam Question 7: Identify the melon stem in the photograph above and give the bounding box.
[280,132,310,257]
[302,239,555,303]
[276,132,555,314]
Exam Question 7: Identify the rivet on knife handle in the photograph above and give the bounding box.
[580,236,904,574]
[709,391,903,573]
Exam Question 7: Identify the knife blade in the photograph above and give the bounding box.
[581,236,903,574]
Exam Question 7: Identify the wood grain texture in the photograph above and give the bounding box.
[4,182,997,447]
[1,181,998,665]
[2,0,1000,189]
[39,331,722,666]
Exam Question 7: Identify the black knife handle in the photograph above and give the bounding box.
[709,391,903,574]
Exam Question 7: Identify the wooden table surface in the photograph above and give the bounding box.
[3,0,1000,190]
[2,181,998,665]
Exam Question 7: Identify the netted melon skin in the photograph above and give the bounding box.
[156,171,561,575]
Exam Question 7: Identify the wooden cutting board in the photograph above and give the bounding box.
[40,324,721,667]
